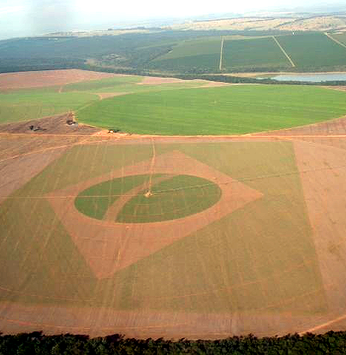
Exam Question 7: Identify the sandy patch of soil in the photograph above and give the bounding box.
[138,77,185,85]
[171,17,295,31]
[171,15,346,32]
[200,81,231,88]
[0,69,118,90]
[97,92,129,100]
[325,86,346,93]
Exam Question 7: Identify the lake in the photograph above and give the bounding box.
[270,73,346,83]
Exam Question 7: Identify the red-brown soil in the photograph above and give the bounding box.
[0,69,118,90]
[0,148,65,205]
[254,115,346,136]
[0,113,100,135]
[294,141,346,329]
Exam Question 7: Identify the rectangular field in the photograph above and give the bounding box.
[332,32,346,46]
[0,141,326,315]
[150,37,222,72]
[222,37,292,70]
[277,33,346,70]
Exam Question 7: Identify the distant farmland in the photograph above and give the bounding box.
[222,37,291,71]
[149,32,346,73]
[277,33,346,71]
[150,37,222,72]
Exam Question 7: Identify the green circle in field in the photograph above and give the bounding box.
[75,174,222,223]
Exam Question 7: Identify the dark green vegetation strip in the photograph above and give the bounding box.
[1,331,346,354]
[77,85,346,135]
[277,33,346,70]
[117,175,222,223]
[148,53,221,72]
[0,142,326,314]
[222,37,291,70]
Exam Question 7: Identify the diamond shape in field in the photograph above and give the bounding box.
[46,150,263,279]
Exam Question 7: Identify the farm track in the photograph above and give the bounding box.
[325,32,346,50]
[219,37,224,71]
[272,36,296,68]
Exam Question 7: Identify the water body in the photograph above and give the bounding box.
[270,73,346,83]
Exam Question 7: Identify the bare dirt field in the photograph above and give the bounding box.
[1,115,346,340]
[97,92,129,100]
[137,77,185,85]
[171,15,346,32]
[0,113,100,135]
[0,69,118,90]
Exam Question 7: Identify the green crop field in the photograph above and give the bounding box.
[0,76,208,124]
[62,76,143,92]
[150,37,222,72]
[0,141,326,314]
[76,85,346,135]
[156,37,222,60]
[332,32,346,46]
[222,37,291,70]
[0,90,98,124]
[277,33,346,70]
[75,173,221,223]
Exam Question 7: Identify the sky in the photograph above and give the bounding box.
[0,0,344,39]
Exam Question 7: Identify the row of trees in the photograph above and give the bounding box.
[0,331,346,354]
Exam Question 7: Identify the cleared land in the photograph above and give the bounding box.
[76,85,346,135]
[222,37,292,70]
[0,70,117,90]
[277,33,346,70]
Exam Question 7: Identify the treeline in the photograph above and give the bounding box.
[0,58,85,74]
[1,59,345,87]
[1,331,346,354]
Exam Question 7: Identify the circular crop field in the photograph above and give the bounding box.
[76,85,346,135]
[75,174,222,223]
